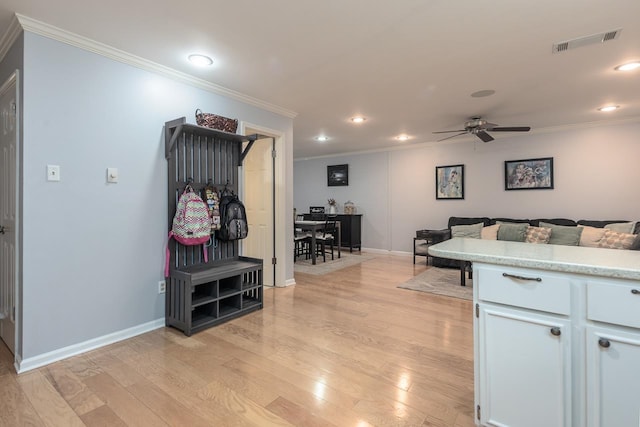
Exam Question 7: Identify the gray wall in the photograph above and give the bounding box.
[19,31,293,360]
[294,121,640,253]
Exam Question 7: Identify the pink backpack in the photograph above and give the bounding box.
[165,185,211,276]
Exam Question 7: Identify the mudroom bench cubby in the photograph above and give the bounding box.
[164,117,268,336]
[166,256,263,336]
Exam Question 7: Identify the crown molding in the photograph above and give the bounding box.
[0,14,23,64]
[14,14,297,119]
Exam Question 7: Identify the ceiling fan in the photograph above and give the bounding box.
[433,117,531,142]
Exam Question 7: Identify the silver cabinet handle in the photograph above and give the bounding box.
[502,272,542,282]
[550,327,561,336]
[598,338,611,348]
[632,289,640,295]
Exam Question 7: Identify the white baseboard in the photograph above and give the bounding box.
[361,247,412,257]
[16,318,165,373]
[284,278,296,287]
[360,247,389,254]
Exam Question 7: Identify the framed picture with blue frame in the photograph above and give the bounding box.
[436,164,464,200]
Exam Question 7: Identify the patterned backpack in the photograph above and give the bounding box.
[165,185,211,276]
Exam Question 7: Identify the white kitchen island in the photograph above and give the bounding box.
[429,238,640,427]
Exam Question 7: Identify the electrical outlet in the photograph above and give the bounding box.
[158,280,166,294]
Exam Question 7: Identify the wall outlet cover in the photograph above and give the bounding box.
[47,165,61,181]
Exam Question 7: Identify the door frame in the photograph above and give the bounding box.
[238,122,287,287]
[0,69,21,367]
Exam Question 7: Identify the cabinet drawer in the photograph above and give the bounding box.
[587,281,640,328]
[477,265,571,315]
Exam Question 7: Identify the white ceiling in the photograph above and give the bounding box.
[1,0,639,159]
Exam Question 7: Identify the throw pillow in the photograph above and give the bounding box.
[631,234,640,250]
[481,224,500,240]
[451,222,484,239]
[578,226,606,247]
[539,222,583,246]
[497,223,528,242]
[525,226,551,244]
[598,230,637,250]
[604,221,637,234]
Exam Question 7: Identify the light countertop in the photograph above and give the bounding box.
[428,238,640,281]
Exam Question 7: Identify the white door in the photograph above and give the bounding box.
[0,72,18,355]
[242,136,274,286]
[587,326,640,427]
[478,305,572,427]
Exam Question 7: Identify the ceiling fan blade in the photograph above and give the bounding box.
[490,126,531,132]
[476,130,494,142]
[432,129,466,134]
[437,132,468,142]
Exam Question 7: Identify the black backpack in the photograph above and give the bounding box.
[216,191,248,241]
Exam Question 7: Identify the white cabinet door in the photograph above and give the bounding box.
[587,326,640,427]
[478,305,571,427]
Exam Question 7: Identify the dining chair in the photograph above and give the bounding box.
[312,217,337,262]
[294,216,310,262]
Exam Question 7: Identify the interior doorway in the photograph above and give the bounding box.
[0,71,19,356]
[239,123,284,287]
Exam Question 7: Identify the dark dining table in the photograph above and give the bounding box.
[294,220,341,265]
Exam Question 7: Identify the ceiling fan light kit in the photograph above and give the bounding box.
[433,117,531,142]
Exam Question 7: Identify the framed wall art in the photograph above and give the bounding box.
[436,164,464,200]
[504,157,554,190]
[327,164,349,186]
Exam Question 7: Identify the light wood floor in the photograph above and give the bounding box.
[0,254,475,427]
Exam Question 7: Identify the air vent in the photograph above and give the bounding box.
[552,28,622,53]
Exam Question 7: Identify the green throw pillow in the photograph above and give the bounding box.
[497,223,528,242]
[540,222,583,246]
[604,221,637,234]
[451,222,483,239]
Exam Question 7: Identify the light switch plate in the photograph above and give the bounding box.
[107,167,118,183]
[47,165,60,181]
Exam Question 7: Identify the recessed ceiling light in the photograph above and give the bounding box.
[350,116,366,123]
[188,54,213,66]
[395,134,410,141]
[470,89,496,98]
[615,62,640,71]
[598,105,619,112]
[315,136,329,142]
